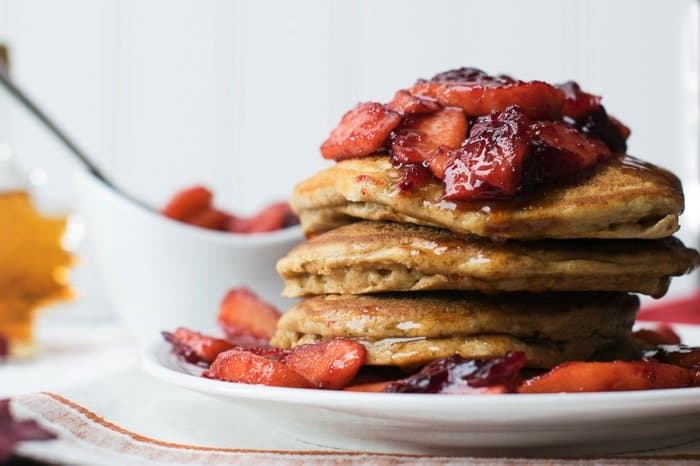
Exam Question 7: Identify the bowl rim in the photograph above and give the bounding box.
[74,169,304,246]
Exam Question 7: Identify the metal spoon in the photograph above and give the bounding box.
[0,64,153,211]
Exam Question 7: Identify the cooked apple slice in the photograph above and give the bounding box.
[557,81,601,120]
[410,80,564,120]
[443,105,531,200]
[518,360,693,393]
[633,326,682,346]
[387,90,442,116]
[162,327,235,365]
[531,121,611,165]
[282,338,367,389]
[161,186,212,221]
[204,349,313,388]
[320,102,401,160]
[186,208,229,230]
[218,287,281,340]
[227,202,293,233]
[391,108,467,165]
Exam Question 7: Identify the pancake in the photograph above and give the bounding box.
[291,155,683,240]
[286,332,609,369]
[271,292,638,368]
[277,221,700,298]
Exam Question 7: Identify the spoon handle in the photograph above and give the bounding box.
[0,65,112,185]
[0,65,154,211]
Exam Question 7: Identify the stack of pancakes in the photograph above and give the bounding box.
[271,156,700,369]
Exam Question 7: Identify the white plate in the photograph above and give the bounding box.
[141,323,700,457]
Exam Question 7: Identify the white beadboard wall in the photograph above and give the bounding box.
[0,0,697,306]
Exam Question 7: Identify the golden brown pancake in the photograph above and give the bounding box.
[271,292,638,368]
[291,155,683,240]
[277,221,700,298]
[287,332,609,370]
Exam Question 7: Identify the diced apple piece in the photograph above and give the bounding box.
[218,287,281,340]
[387,90,441,116]
[227,202,293,233]
[531,121,611,167]
[204,349,313,388]
[186,208,229,230]
[161,186,212,221]
[518,360,693,393]
[443,105,531,200]
[162,327,234,365]
[410,80,565,120]
[282,339,367,389]
[633,326,682,346]
[320,102,401,160]
[557,81,601,120]
[391,108,467,165]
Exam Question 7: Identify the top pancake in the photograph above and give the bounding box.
[291,155,683,240]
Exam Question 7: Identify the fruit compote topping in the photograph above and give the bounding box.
[320,102,401,160]
[162,286,368,389]
[443,105,531,200]
[162,186,298,233]
[217,287,281,341]
[426,67,516,86]
[643,345,700,371]
[162,328,236,366]
[320,67,630,201]
[558,81,630,153]
[384,352,526,394]
[396,162,435,192]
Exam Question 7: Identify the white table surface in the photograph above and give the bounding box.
[1,314,136,398]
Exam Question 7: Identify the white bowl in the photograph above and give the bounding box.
[74,170,303,342]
